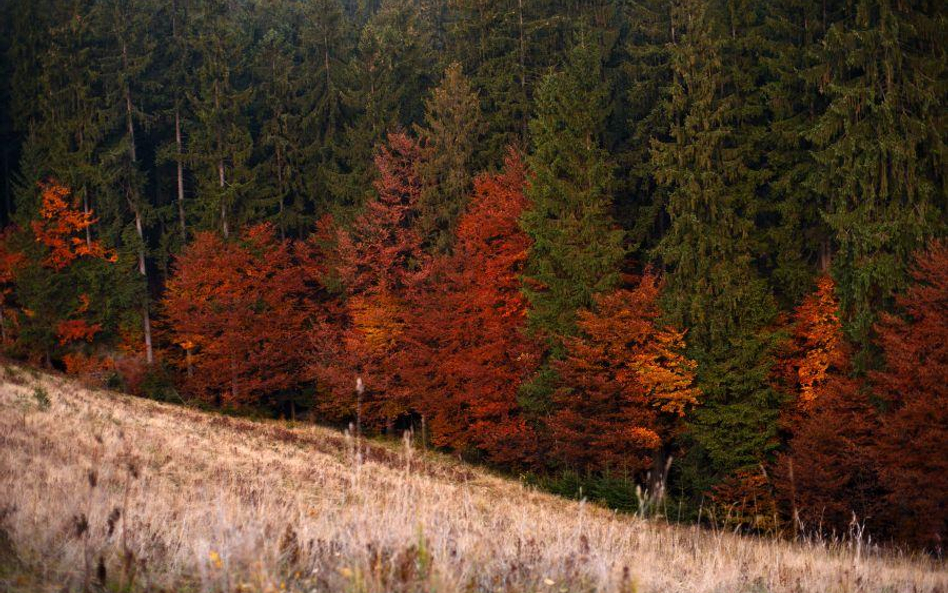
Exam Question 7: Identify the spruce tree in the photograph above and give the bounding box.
[808,0,946,365]
[519,43,625,413]
[252,17,307,238]
[414,62,484,253]
[651,0,780,491]
[760,0,846,304]
[187,0,253,237]
[298,0,353,220]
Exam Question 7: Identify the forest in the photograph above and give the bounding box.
[0,0,944,551]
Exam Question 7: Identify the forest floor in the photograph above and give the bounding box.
[0,364,945,593]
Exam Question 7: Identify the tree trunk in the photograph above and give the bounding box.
[215,82,228,238]
[123,42,154,365]
[276,144,286,240]
[175,106,187,239]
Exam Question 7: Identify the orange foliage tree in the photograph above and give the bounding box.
[401,152,539,465]
[162,224,312,406]
[31,181,115,270]
[772,275,883,538]
[14,181,120,371]
[550,274,699,476]
[870,239,948,547]
[774,275,849,414]
[329,133,428,429]
[0,227,24,345]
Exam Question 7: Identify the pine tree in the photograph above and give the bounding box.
[252,13,308,238]
[519,43,625,416]
[651,0,779,492]
[298,0,353,220]
[414,62,484,252]
[618,0,674,252]
[95,0,158,364]
[760,0,846,303]
[187,0,253,237]
[809,0,945,363]
[521,43,625,347]
[336,0,435,212]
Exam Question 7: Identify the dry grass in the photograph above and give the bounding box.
[0,365,945,593]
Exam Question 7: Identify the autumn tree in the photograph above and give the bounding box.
[0,227,24,345]
[331,132,427,429]
[870,240,948,547]
[774,275,849,419]
[14,181,130,371]
[771,274,883,537]
[162,224,312,407]
[401,151,539,465]
[550,273,699,477]
[772,373,883,538]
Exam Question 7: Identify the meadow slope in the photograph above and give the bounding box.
[0,365,945,593]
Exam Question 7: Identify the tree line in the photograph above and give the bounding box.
[0,0,944,549]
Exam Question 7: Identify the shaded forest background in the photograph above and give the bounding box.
[0,0,944,550]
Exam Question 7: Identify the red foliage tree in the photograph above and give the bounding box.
[870,239,948,547]
[772,276,884,538]
[330,133,428,428]
[401,151,539,465]
[162,224,312,406]
[0,227,24,345]
[773,374,883,538]
[550,274,699,475]
[31,181,115,270]
[774,275,849,414]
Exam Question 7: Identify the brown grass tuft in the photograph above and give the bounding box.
[0,364,945,592]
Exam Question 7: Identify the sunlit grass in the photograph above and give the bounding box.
[0,364,945,592]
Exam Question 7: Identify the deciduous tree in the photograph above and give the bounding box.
[870,240,948,547]
[402,151,538,465]
[162,224,311,406]
[550,274,699,476]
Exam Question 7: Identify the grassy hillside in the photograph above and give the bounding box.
[0,365,945,593]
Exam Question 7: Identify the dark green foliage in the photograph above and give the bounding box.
[808,0,946,365]
[414,62,484,252]
[521,43,625,346]
[650,0,781,491]
[525,468,641,514]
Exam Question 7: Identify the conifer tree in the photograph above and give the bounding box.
[651,0,779,492]
[414,62,484,252]
[519,43,625,415]
[337,0,435,212]
[187,0,253,236]
[760,0,846,303]
[521,43,625,347]
[809,0,945,362]
[96,0,157,364]
[298,0,352,219]
[252,18,307,238]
